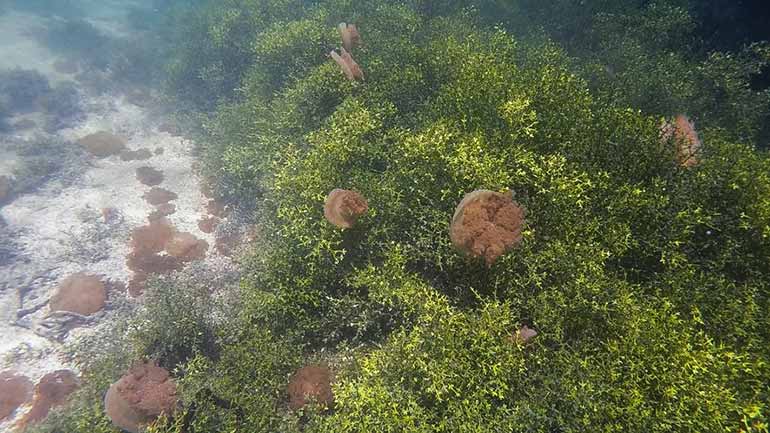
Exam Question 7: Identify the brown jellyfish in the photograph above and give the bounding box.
[287,365,334,411]
[77,131,126,157]
[143,187,178,206]
[49,273,107,316]
[136,167,164,186]
[660,114,701,167]
[104,361,178,433]
[330,48,364,81]
[16,370,79,429]
[338,22,361,51]
[323,188,368,229]
[511,325,538,344]
[0,372,33,421]
[450,189,525,266]
[165,232,208,261]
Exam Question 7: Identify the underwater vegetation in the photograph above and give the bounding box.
[26,0,770,432]
[0,69,50,113]
[0,136,89,207]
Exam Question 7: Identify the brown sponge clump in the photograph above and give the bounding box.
[450,190,525,266]
[0,371,33,421]
[49,273,107,315]
[104,361,178,433]
[78,132,126,157]
[323,189,368,229]
[287,365,334,411]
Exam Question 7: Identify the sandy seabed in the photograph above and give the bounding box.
[0,7,229,430]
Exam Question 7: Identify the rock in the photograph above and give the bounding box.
[450,190,525,266]
[154,147,164,155]
[35,310,94,341]
[323,189,368,229]
[78,131,126,157]
[0,175,12,202]
[136,166,164,186]
[198,216,219,234]
[287,365,334,411]
[49,273,107,316]
[120,148,153,161]
[166,232,208,261]
[0,371,33,421]
[16,370,78,429]
[104,361,177,433]
[143,187,178,205]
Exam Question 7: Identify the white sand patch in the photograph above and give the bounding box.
[0,5,231,429]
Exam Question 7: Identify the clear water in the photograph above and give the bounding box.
[1,1,769,431]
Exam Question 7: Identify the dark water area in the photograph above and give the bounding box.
[693,0,770,51]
